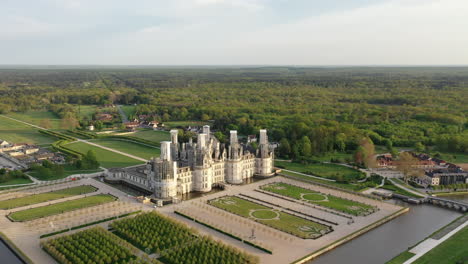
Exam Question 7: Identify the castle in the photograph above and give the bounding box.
[107,126,274,200]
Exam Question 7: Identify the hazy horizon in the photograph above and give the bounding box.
[2,0,467,65]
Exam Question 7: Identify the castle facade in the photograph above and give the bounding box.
[107,126,274,200]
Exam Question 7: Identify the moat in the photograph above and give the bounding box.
[309,195,467,264]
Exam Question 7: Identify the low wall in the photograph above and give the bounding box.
[291,207,410,264]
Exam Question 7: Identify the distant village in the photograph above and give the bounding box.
[0,140,65,170]
[377,152,468,187]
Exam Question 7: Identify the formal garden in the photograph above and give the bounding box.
[41,226,160,264]
[209,196,332,239]
[0,185,97,209]
[8,194,116,221]
[260,182,377,216]
[111,212,258,264]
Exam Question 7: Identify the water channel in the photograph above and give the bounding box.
[309,195,468,264]
[0,238,24,264]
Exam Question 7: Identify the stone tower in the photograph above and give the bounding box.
[226,130,243,184]
[255,129,274,177]
[153,141,178,199]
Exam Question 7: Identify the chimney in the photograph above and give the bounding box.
[170,129,178,144]
[259,129,268,145]
[203,125,210,135]
[161,141,172,161]
[230,130,238,145]
[198,133,207,149]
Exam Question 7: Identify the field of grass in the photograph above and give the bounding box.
[28,164,103,181]
[8,194,116,221]
[435,151,468,164]
[0,185,97,209]
[209,196,331,239]
[310,152,352,162]
[0,177,33,186]
[0,115,57,144]
[120,105,136,118]
[413,226,468,264]
[261,182,376,216]
[6,110,62,130]
[279,170,365,191]
[64,142,144,168]
[386,251,416,264]
[91,138,160,159]
[164,120,210,128]
[75,105,98,120]
[129,129,170,143]
[275,161,365,181]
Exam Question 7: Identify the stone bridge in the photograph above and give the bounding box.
[424,196,468,212]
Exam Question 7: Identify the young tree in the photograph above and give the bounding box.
[415,142,425,152]
[300,136,312,157]
[396,152,424,184]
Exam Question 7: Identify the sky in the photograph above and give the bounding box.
[1,0,467,65]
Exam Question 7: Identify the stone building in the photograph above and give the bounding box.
[107,126,274,200]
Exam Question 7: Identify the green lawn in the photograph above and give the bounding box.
[90,138,160,159]
[209,196,331,239]
[64,142,144,168]
[386,251,416,264]
[164,120,210,128]
[413,226,468,264]
[260,182,376,216]
[309,152,352,162]
[8,194,116,221]
[75,105,98,120]
[0,185,97,209]
[0,115,57,145]
[120,105,136,118]
[434,151,468,164]
[275,161,365,181]
[0,177,33,186]
[6,110,62,130]
[28,164,103,181]
[279,170,365,192]
[128,129,170,143]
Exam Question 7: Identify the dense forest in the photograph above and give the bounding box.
[0,67,467,159]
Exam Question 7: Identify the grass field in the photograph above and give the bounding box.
[413,226,468,264]
[209,196,331,239]
[120,105,136,118]
[279,170,365,191]
[0,177,33,186]
[0,185,97,209]
[75,105,98,120]
[90,138,160,159]
[261,182,376,216]
[64,142,144,168]
[0,115,57,144]
[310,152,352,162]
[386,251,416,264]
[6,110,62,130]
[164,120,210,128]
[28,164,103,181]
[128,129,170,143]
[8,194,116,221]
[275,161,365,181]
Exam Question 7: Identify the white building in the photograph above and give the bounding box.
[107,126,274,200]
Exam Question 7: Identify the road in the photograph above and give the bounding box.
[0,115,147,163]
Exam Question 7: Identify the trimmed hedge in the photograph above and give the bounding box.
[40,210,141,238]
[101,135,160,147]
[51,140,82,158]
[174,211,273,254]
[39,129,75,141]
[66,130,97,139]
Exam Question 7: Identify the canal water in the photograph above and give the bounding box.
[309,200,463,264]
[0,238,24,264]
